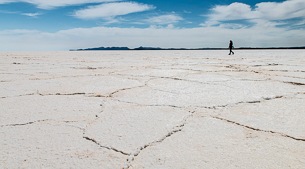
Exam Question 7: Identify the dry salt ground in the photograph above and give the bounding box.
[1,50,305,169]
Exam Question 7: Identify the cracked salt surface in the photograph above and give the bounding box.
[84,100,192,154]
[0,95,102,126]
[213,94,305,141]
[1,50,305,169]
[0,123,126,168]
[130,116,305,169]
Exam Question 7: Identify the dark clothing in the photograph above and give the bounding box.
[229,41,233,49]
[229,41,234,55]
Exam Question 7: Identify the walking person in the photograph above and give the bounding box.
[229,40,234,55]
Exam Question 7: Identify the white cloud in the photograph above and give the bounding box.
[0,0,120,9]
[146,14,183,25]
[205,0,305,28]
[0,9,42,17]
[22,12,41,17]
[73,2,154,19]
[255,0,305,20]
[208,2,255,21]
[1,25,305,51]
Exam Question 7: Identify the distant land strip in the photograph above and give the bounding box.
[71,46,305,51]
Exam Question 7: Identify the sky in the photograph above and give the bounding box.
[0,0,305,51]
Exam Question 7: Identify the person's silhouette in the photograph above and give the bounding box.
[229,40,234,55]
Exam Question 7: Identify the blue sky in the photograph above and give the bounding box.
[0,0,304,50]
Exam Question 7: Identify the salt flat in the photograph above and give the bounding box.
[0,50,305,169]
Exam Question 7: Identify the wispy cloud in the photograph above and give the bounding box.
[0,0,120,9]
[73,2,154,19]
[147,14,183,25]
[21,12,41,17]
[0,9,42,17]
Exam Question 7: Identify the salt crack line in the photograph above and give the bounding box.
[196,95,284,110]
[1,119,49,127]
[0,93,35,99]
[115,73,216,86]
[1,92,90,99]
[211,116,305,142]
[107,85,147,98]
[38,92,88,96]
[112,98,187,110]
[83,136,130,156]
[156,76,222,86]
[123,110,195,169]
[38,92,107,98]
[284,81,305,86]
[29,74,107,81]
[147,104,185,109]
[297,92,305,95]
[236,95,284,104]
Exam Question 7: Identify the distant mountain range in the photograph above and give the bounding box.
[71,46,305,51]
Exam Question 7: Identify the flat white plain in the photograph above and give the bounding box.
[1,50,305,169]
